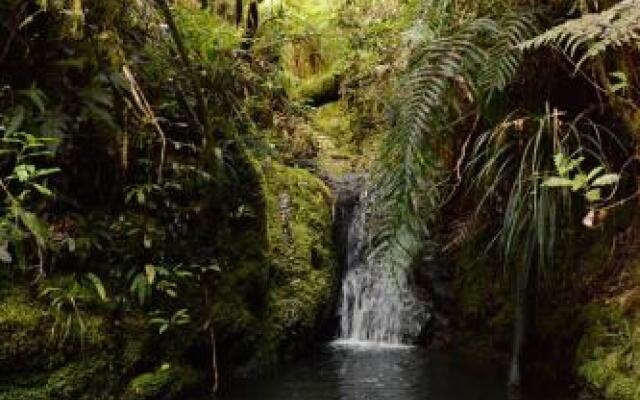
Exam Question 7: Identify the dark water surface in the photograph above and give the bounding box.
[223,341,575,400]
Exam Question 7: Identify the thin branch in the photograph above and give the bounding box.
[122,65,167,184]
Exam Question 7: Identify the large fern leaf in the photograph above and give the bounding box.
[368,13,536,270]
[521,0,640,66]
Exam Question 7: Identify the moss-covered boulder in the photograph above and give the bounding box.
[264,161,337,355]
[122,363,202,400]
[196,159,338,373]
[0,285,111,372]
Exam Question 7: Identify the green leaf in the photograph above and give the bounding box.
[592,173,620,187]
[0,242,12,264]
[19,210,48,247]
[571,173,588,192]
[14,164,35,182]
[585,189,602,203]
[66,238,76,253]
[586,166,604,182]
[129,274,148,306]
[145,264,156,285]
[52,57,87,69]
[143,235,152,249]
[542,177,574,188]
[85,273,108,302]
[553,153,568,174]
[33,168,61,178]
[553,153,583,176]
[610,82,628,94]
[30,183,53,197]
[609,71,628,93]
[610,71,627,81]
[6,107,25,134]
[18,87,47,114]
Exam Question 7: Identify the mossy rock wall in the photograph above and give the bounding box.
[263,161,338,356]
[0,159,338,398]
[448,223,640,399]
[449,243,514,355]
[576,302,640,400]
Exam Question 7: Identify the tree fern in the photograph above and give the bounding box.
[521,0,640,66]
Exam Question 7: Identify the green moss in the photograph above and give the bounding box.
[0,286,152,400]
[580,359,613,390]
[0,387,49,400]
[122,363,200,400]
[452,247,491,321]
[605,375,638,400]
[0,355,118,400]
[0,280,114,375]
[286,69,343,103]
[312,102,353,140]
[263,161,337,353]
[576,302,640,400]
[0,288,52,372]
[200,159,337,369]
[309,101,360,177]
[45,356,116,399]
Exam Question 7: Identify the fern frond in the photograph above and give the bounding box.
[478,14,538,99]
[442,212,488,253]
[521,0,640,66]
[369,13,536,271]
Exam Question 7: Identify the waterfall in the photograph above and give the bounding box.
[336,186,427,345]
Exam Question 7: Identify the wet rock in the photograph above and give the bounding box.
[325,173,367,276]
[316,173,367,338]
[415,256,455,347]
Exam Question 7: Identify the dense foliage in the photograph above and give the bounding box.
[1,0,640,398]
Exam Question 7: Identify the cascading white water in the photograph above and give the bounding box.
[337,189,427,345]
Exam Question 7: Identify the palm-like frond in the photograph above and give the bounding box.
[521,0,640,66]
[369,13,536,271]
[479,14,538,98]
